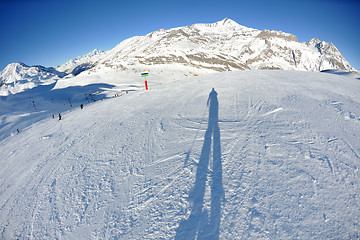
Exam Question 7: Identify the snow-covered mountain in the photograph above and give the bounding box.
[0,18,357,96]
[0,62,65,96]
[56,49,106,75]
[57,18,356,75]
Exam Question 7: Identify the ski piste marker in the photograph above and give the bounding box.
[141,70,148,77]
[142,70,149,90]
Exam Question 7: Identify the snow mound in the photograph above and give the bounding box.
[321,69,360,79]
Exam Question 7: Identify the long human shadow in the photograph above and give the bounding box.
[176,88,224,240]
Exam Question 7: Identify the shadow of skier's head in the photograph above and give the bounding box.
[208,88,218,124]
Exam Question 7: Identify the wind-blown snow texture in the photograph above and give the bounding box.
[1,70,360,239]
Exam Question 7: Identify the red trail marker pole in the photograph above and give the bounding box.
[141,70,149,90]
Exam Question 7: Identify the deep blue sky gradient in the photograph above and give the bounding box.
[0,0,359,70]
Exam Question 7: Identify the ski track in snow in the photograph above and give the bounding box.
[0,70,360,239]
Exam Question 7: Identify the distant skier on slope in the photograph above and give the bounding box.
[58,113,62,121]
[80,104,84,109]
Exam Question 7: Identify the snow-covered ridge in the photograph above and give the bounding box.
[0,62,65,96]
[56,49,106,75]
[191,18,254,32]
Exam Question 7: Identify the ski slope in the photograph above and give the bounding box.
[1,70,360,239]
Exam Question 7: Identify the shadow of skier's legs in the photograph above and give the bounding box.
[176,89,224,240]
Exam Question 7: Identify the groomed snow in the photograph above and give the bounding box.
[0,70,360,239]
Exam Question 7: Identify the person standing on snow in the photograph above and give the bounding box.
[58,113,62,121]
[80,104,84,109]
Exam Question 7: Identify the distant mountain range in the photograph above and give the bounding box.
[0,62,65,95]
[0,18,357,95]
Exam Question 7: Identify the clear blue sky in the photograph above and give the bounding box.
[0,0,359,71]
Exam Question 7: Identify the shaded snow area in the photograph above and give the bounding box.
[1,70,360,239]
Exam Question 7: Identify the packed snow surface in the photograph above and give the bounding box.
[0,70,360,239]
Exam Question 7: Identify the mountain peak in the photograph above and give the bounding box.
[307,37,321,47]
[5,62,28,69]
[190,18,245,30]
[218,18,237,26]
[56,49,105,74]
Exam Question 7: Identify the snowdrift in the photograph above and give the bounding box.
[0,70,360,239]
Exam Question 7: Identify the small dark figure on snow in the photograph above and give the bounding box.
[52,114,55,119]
[58,113,62,121]
[80,104,84,109]
[17,128,20,133]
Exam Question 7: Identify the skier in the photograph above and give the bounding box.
[80,104,84,109]
[17,128,20,133]
[58,113,62,121]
